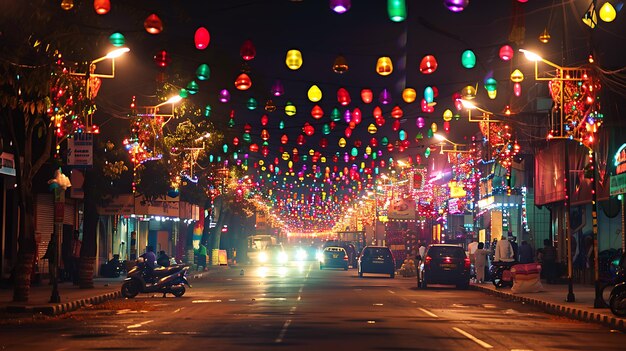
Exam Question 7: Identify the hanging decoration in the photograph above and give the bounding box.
[330,0,351,14]
[311,105,324,119]
[240,39,256,61]
[484,77,497,99]
[599,2,617,22]
[402,88,417,103]
[286,49,303,70]
[194,27,210,49]
[388,0,407,22]
[444,0,470,12]
[539,28,551,43]
[361,89,373,103]
[461,50,476,69]
[285,102,297,116]
[499,45,514,61]
[333,55,349,73]
[419,55,438,74]
[61,0,74,10]
[271,80,285,96]
[308,85,322,102]
[109,33,125,47]
[94,0,111,15]
[379,88,392,105]
[196,64,210,80]
[219,89,231,103]
[337,88,351,106]
[234,73,252,90]
[376,57,393,76]
[154,50,171,67]
[144,14,163,34]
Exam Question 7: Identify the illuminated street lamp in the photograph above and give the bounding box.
[433,133,470,154]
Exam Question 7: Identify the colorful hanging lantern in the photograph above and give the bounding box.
[431,122,438,133]
[376,57,393,76]
[461,50,476,69]
[94,0,111,15]
[443,121,450,133]
[265,99,277,112]
[285,102,297,116]
[599,2,617,22]
[461,85,476,100]
[367,124,378,134]
[303,123,315,136]
[333,55,349,73]
[337,88,351,106]
[379,88,392,105]
[194,27,210,49]
[330,0,351,14]
[186,81,199,95]
[424,86,434,104]
[234,73,252,90]
[204,105,212,117]
[323,123,331,135]
[154,50,171,67]
[260,114,269,126]
[510,69,524,82]
[444,0,470,12]
[381,137,389,146]
[338,138,347,148]
[308,85,322,102]
[144,14,163,34]
[499,45,514,61]
[311,105,324,119]
[297,135,306,146]
[286,49,303,70]
[268,80,283,96]
[442,109,453,121]
[353,108,362,124]
[250,144,259,153]
[402,88,417,103]
[370,138,379,147]
[345,127,353,138]
[419,55,438,74]
[484,77,497,99]
[261,129,270,141]
[279,120,285,129]
[391,105,403,119]
[196,64,210,80]
[392,119,401,131]
[331,108,341,122]
[416,117,425,128]
[399,129,407,141]
[61,0,74,10]
[219,89,230,103]
[247,97,258,110]
[513,82,522,97]
[539,28,551,44]
[240,39,256,61]
[109,33,125,47]
[343,109,352,123]
[375,116,385,127]
[373,106,383,118]
[388,0,407,22]
[361,89,373,103]
[281,134,289,144]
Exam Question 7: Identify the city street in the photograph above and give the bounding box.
[1,263,624,350]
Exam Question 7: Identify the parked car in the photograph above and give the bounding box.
[257,244,289,266]
[417,244,470,289]
[357,246,395,278]
[319,246,349,270]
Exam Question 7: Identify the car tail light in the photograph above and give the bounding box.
[443,257,452,264]
[425,256,432,266]
[464,257,471,269]
[344,255,349,261]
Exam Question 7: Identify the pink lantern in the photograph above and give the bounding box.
[416,117,425,128]
[379,88,392,105]
[240,39,256,61]
[514,82,522,97]
[194,27,210,49]
[499,45,514,61]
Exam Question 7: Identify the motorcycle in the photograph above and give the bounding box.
[609,253,626,317]
[490,261,516,288]
[121,259,191,298]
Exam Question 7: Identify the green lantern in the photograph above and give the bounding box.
[381,137,389,146]
[285,101,297,116]
[279,120,285,130]
[246,97,258,110]
[387,0,407,22]
[424,147,431,158]
[331,108,341,122]
[228,119,235,128]
[204,104,212,117]
[427,129,433,138]
[242,133,252,143]
[461,50,476,69]
[323,123,331,135]
[209,154,214,162]
[351,147,358,157]
[179,88,189,99]
[415,132,423,140]
[302,155,308,161]
[484,77,497,92]
[109,32,125,47]
[233,152,238,160]
[399,129,407,141]
[196,64,210,80]
[186,81,199,95]
[222,144,228,153]
[372,152,377,160]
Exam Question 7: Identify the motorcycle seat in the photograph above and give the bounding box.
[153,265,186,277]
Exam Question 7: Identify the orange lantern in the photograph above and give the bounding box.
[376,56,393,76]
[281,134,289,144]
[391,105,403,119]
[261,129,270,141]
[402,88,417,103]
[234,73,252,90]
[361,89,373,103]
[373,106,382,118]
[94,0,111,14]
[144,14,163,34]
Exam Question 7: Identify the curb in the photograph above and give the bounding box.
[6,291,121,316]
[470,284,626,332]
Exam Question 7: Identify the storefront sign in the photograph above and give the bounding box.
[614,143,626,175]
[67,133,93,166]
[97,194,135,216]
[477,196,494,209]
[135,195,179,217]
[0,152,16,176]
[610,173,626,196]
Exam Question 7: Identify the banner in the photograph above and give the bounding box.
[67,134,93,166]
[0,152,15,176]
[388,196,415,220]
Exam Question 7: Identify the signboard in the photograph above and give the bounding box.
[610,173,626,196]
[448,181,467,198]
[0,152,16,176]
[97,194,135,216]
[70,169,85,199]
[387,197,416,220]
[135,195,179,217]
[67,134,93,166]
[615,143,626,175]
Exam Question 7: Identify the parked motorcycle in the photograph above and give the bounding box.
[609,253,626,317]
[490,261,516,288]
[121,260,191,298]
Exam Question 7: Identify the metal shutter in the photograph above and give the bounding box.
[35,194,54,259]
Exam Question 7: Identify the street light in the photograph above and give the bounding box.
[520,48,603,306]
[433,133,471,154]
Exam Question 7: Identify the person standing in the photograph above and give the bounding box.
[541,239,558,283]
[70,230,82,284]
[519,241,534,264]
[509,235,519,262]
[474,242,489,283]
[198,242,208,271]
[494,235,515,262]
[140,246,157,283]
[157,250,171,267]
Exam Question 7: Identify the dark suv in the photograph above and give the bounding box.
[357,246,395,278]
[418,244,470,289]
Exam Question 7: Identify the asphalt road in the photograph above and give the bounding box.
[1,262,625,350]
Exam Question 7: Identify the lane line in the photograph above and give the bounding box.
[173,308,183,314]
[388,289,396,294]
[418,308,439,318]
[127,320,153,329]
[275,319,292,343]
[453,327,493,349]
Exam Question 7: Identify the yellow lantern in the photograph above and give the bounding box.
[599,2,617,22]
[487,90,497,100]
[288,161,293,169]
[510,69,524,83]
[539,28,551,44]
[285,102,297,116]
[442,109,453,122]
[365,146,372,155]
[367,123,378,134]
[321,156,326,163]
[282,152,290,161]
[308,85,322,102]
[309,149,315,156]
[338,138,347,148]
[286,49,303,70]
[376,56,393,76]
[431,122,438,133]
[461,85,476,100]
[402,88,417,103]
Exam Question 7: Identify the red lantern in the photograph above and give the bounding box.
[297,135,306,145]
[319,138,328,148]
[443,121,450,133]
[361,89,373,103]
[421,99,434,113]
[194,27,210,49]
[281,134,288,144]
[93,0,111,15]
[154,50,171,67]
[311,105,324,119]
[243,123,252,133]
[249,144,259,152]
[353,108,362,125]
[387,144,394,152]
[261,129,270,141]
[419,55,438,74]
[232,137,240,146]
[348,121,357,130]
[240,39,256,61]
[375,116,385,127]
[144,14,163,34]
[234,73,252,90]
[453,93,463,111]
[370,138,378,147]
[337,88,351,106]
[499,45,514,61]
[262,147,269,157]
[373,106,382,118]
[354,140,362,147]
[261,114,268,126]
[392,119,401,131]
[345,127,352,138]
[391,105,403,119]
[513,82,522,97]
[303,123,315,136]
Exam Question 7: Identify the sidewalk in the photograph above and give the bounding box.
[471,280,626,331]
[0,268,212,316]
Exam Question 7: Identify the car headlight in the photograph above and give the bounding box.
[296,249,307,261]
[316,251,324,262]
[258,252,268,263]
[278,252,289,263]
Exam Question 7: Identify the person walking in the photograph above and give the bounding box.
[198,242,208,271]
[474,242,489,283]
[494,235,515,262]
[541,239,557,283]
[509,235,519,262]
[519,240,534,264]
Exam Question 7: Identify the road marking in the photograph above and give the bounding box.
[290,306,297,314]
[173,307,184,313]
[192,299,222,303]
[453,327,493,349]
[275,319,292,343]
[388,290,396,294]
[418,308,439,318]
[127,320,153,329]
[228,299,237,302]
[297,295,302,301]
[367,320,376,324]
[482,304,497,308]
[373,303,384,306]
[510,349,534,351]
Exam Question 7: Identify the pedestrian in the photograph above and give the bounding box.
[494,235,515,262]
[157,250,170,267]
[474,242,489,283]
[541,239,558,283]
[198,242,208,271]
[509,234,519,262]
[417,243,426,265]
[519,240,534,264]
[70,230,82,284]
[140,246,157,283]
